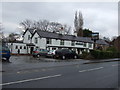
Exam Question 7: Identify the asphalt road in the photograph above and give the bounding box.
[1,60,120,88]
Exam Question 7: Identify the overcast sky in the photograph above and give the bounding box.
[1,2,118,39]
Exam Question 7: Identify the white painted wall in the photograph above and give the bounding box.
[51,39,60,47]
[25,31,94,53]
[32,33,46,49]
[8,43,27,54]
[38,38,46,49]
[64,40,71,47]
[23,30,32,43]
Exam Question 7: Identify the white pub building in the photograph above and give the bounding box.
[7,29,108,55]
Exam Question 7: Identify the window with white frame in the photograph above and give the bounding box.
[60,40,64,45]
[46,39,52,44]
[35,37,38,44]
[88,43,92,48]
[71,41,75,46]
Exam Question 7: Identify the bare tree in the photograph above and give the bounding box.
[35,20,50,31]
[19,19,71,35]
[63,24,71,35]
[74,11,84,37]
[49,22,63,33]
[19,19,34,30]
[48,22,71,35]
[19,19,50,31]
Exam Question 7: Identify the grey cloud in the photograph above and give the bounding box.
[1,2,118,38]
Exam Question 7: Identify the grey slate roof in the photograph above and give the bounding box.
[96,39,109,45]
[33,30,108,45]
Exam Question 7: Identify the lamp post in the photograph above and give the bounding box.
[91,32,99,50]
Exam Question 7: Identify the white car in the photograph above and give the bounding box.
[46,50,56,58]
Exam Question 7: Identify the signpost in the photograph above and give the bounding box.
[91,32,99,49]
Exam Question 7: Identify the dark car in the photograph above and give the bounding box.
[0,45,11,61]
[55,49,78,60]
[32,48,48,58]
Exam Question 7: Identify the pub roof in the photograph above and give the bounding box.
[31,30,108,45]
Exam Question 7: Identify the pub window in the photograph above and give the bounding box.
[28,35,31,40]
[60,40,64,45]
[20,46,22,49]
[35,37,38,44]
[24,46,26,49]
[46,39,52,44]
[76,42,83,45]
[83,43,87,47]
[71,41,75,46]
[15,46,18,49]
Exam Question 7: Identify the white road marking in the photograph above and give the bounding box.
[112,64,120,67]
[0,74,62,86]
[79,70,87,72]
[87,67,104,71]
[79,67,104,73]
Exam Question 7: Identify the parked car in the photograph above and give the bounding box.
[46,50,56,58]
[32,48,48,58]
[55,49,78,60]
[0,45,11,62]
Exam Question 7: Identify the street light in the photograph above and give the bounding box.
[91,32,99,49]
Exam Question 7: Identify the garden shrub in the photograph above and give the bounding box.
[90,50,120,59]
[79,51,89,59]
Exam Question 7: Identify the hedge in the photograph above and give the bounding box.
[90,50,120,59]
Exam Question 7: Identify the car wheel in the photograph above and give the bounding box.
[74,55,77,59]
[53,55,55,59]
[62,55,66,60]
[33,55,35,57]
[37,54,40,58]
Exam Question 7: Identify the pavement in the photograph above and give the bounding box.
[1,55,120,73]
[84,58,120,64]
